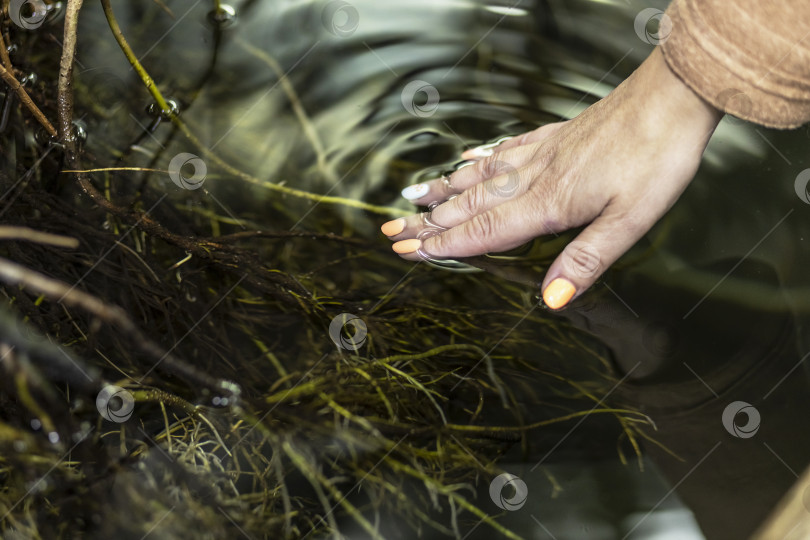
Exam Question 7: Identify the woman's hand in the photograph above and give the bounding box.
[381,48,722,309]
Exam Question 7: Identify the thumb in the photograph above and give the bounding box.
[541,211,647,310]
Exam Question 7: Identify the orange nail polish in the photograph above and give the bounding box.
[381,218,405,236]
[543,278,576,309]
[392,239,421,254]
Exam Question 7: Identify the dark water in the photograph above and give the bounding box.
[8,0,810,538]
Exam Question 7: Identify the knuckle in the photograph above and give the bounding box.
[564,241,602,279]
[475,155,513,180]
[526,142,553,169]
[467,211,500,249]
[456,184,487,219]
[425,231,448,255]
[525,181,556,217]
[516,132,532,146]
[524,185,567,235]
[473,156,496,178]
[516,130,538,147]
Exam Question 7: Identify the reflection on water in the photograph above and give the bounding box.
[11,0,810,537]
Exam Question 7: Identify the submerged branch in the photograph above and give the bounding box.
[0,30,13,72]
[0,63,56,137]
[0,256,240,398]
[0,226,79,248]
[57,0,84,141]
[99,0,172,115]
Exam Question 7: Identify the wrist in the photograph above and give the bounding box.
[630,48,722,144]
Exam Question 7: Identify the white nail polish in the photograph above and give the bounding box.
[469,146,494,158]
[401,183,430,200]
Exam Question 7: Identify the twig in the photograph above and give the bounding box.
[0,63,57,137]
[63,167,166,174]
[0,256,139,327]
[55,3,312,304]
[0,30,14,72]
[0,226,79,248]
[173,105,405,216]
[151,0,174,18]
[99,0,172,115]
[51,3,242,396]
[0,255,240,398]
[211,230,369,247]
[56,0,84,141]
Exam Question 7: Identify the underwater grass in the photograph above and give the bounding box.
[0,1,658,538]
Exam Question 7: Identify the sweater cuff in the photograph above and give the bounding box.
[660,0,810,129]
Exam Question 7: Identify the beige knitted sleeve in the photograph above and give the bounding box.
[660,0,810,129]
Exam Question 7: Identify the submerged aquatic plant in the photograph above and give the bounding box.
[0,1,658,538]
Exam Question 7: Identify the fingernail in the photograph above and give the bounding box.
[543,278,576,309]
[461,146,494,160]
[401,183,429,201]
[381,218,405,236]
[392,238,421,254]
